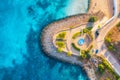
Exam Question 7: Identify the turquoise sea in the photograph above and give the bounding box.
[0,0,89,80]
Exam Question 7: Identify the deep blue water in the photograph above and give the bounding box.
[0,0,89,80]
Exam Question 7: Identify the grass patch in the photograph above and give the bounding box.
[56,41,65,48]
[71,43,80,51]
[57,32,66,39]
[72,32,81,39]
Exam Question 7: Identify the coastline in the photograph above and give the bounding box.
[41,12,104,80]
[40,0,115,80]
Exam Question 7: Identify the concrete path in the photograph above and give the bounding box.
[95,0,120,76]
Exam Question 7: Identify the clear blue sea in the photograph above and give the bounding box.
[0,0,89,80]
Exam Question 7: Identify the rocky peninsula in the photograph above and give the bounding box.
[41,0,120,80]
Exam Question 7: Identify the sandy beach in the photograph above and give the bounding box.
[89,0,114,18]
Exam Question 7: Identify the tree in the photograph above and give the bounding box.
[116,22,120,27]
[105,37,111,43]
[83,28,89,33]
[67,51,72,56]
[118,78,120,80]
[88,16,98,22]
[98,64,105,74]
[57,48,63,53]
[57,32,66,39]
[98,25,101,29]
[108,45,115,51]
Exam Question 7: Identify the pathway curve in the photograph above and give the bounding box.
[95,0,120,76]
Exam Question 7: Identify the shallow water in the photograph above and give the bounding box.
[0,0,89,80]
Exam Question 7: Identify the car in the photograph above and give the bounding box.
[95,49,99,54]
[95,30,99,36]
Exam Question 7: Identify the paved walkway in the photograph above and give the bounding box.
[95,0,120,76]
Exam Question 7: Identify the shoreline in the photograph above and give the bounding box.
[40,0,115,80]
[41,12,104,80]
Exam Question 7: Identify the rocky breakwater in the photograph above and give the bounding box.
[41,11,104,80]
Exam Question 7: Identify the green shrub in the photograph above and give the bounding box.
[87,26,93,30]
[102,58,114,73]
[56,41,65,48]
[83,27,93,33]
[71,43,80,51]
[108,45,115,51]
[67,51,72,56]
[80,50,90,59]
[88,16,98,22]
[98,64,105,74]
[116,22,120,27]
[72,32,81,39]
[105,78,110,80]
[57,32,66,39]
[98,25,101,29]
[105,37,111,43]
[83,28,89,33]
[101,58,120,79]
[108,32,112,36]
[118,78,120,80]
[57,48,63,53]
[80,50,87,59]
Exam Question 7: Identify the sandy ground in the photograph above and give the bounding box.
[88,0,114,18]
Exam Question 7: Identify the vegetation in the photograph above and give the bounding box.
[108,45,115,51]
[83,27,93,33]
[72,32,81,39]
[83,28,88,33]
[71,43,80,51]
[105,78,110,80]
[56,32,66,52]
[57,48,63,53]
[98,64,105,74]
[105,37,111,43]
[88,31,94,40]
[118,78,120,80]
[116,21,120,27]
[98,25,101,29]
[88,16,98,22]
[56,41,65,48]
[87,26,93,30]
[108,32,112,36]
[57,32,66,39]
[80,50,90,59]
[101,57,120,79]
[70,26,74,29]
[67,51,72,56]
